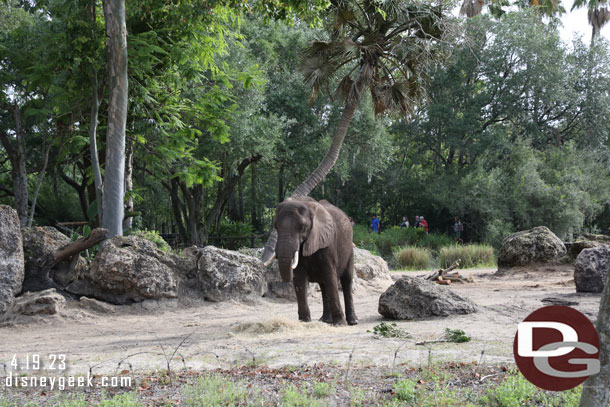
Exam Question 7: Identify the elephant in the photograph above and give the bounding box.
[265,196,358,326]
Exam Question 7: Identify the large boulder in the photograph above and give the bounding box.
[0,205,24,315]
[22,227,88,288]
[67,235,178,304]
[497,226,566,270]
[574,245,610,293]
[193,246,266,303]
[378,276,478,320]
[569,234,610,259]
[353,248,393,292]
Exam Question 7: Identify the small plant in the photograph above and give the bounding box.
[393,378,418,402]
[311,381,333,398]
[182,374,261,406]
[281,385,322,406]
[368,322,411,339]
[98,392,142,407]
[393,246,432,270]
[444,328,471,343]
[131,229,170,252]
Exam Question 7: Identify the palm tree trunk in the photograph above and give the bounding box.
[101,0,128,238]
[89,66,104,226]
[579,267,610,406]
[262,83,364,262]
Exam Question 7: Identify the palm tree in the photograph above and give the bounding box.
[262,0,448,263]
[572,0,609,42]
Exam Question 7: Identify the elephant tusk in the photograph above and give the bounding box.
[263,252,276,267]
[290,250,299,270]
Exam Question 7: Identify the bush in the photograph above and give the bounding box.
[216,221,255,250]
[353,225,453,259]
[131,230,170,252]
[393,379,418,403]
[393,246,433,270]
[438,244,496,269]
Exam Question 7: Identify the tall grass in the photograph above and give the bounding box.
[353,225,453,257]
[393,246,433,270]
[439,244,496,269]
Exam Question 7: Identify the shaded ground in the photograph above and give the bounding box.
[0,265,601,405]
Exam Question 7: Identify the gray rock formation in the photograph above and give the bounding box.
[378,276,478,320]
[67,235,178,304]
[497,226,566,270]
[0,205,24,315]
[193,246,266,303]
[7,289,65,315]
[22,226,88,288]
[574,245,610,293]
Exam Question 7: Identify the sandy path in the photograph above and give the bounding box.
[0,266,602,376]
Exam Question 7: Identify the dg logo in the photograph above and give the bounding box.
[513,305,600,391]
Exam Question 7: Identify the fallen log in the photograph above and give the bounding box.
[423,260,461,281]
[21,228,107,294]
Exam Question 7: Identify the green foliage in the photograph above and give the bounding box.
[182,374,261,406]
[281,384,323,407]
[97,392,142,407]
[216,220,255,250]
[368,322,411,339]
[131,230,170,252]
[393,379,418,403]
[438,245,496,269]
[443,328,471,343]
[480,372,581,407]
[311,381,333,398]
[353,225,454,259]
[393,246,433,270]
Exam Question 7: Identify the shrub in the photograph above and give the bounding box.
[353,225,453,259]
[131,230,170,252]
[393,246,433,270]
[438,244,496,269]
[182,374,261,406]
[217,221,254,250]
[393,379,418,403]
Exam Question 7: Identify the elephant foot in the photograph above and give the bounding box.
[347,314,359,325]
[299,315,312,323]
[319,315,332,324]
[332,318,347,327]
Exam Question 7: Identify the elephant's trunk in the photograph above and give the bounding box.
[277,235,299,283]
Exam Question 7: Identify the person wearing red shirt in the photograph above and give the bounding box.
[420,216,429,235]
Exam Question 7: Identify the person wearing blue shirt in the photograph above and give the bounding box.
[370,214,380,233]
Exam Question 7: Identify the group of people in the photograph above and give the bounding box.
[365,214,464,241]
[400,215,429,234]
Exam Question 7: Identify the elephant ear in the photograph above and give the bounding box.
[303,203,335,257]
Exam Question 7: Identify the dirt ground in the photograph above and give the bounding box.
[0,266,602,378]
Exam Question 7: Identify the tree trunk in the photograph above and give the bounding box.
[579,267,610,406]
[21,228,107,294]
[0,105,30,227]
[251,163,260,232]
[89,66,104,225]
[101,0,128,238]
[238,176,244,221]
[262,83,364,262]
[123,137,134,230]
[27,139,53,227]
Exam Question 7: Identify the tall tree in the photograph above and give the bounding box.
[262,0,449,262]
[101,0,128,238]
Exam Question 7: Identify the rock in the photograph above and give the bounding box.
[194,246,266,303]
[22,226,88,288]
[378,276,478,320]
[0,205,24,315]
[574,245,610,293]
[353,248,392,281]
[497,226,566,270]
[67,235,178,304]
[8,289,65,315]
[569,240,603,259]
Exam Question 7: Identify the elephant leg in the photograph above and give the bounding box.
[293,271,311,322]
[319,283,332,324]
[322,266,346,326]
[341,272,358,326]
